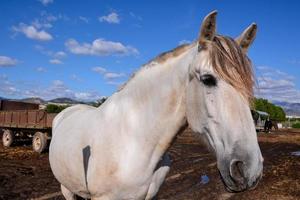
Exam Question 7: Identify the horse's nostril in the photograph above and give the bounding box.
[230,161,245,184]
[249,174,261,190]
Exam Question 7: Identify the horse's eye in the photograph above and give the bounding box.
[200,74,217,87]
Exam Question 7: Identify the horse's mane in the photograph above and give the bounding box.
[146,43,194,65]
[118,36,254,104]
[117,43,195,91]
[208,35,254,103]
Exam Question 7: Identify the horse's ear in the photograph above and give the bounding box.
[235,23,257,53]
[198,10,217,47]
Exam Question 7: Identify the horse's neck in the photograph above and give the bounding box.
[102,46,195,164]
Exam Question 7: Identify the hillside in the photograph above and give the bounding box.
[48,98,82,104]
[20,97,46,104]
[273,101,300,116]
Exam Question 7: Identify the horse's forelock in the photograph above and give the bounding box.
[209,35,254,104]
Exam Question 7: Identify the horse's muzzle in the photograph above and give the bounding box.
[220,160,263,192]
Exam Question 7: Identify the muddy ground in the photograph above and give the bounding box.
[0,129,299,200]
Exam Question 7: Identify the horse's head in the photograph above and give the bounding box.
[186,11,263,192]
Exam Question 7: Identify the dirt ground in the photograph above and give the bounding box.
[0,129,300,200]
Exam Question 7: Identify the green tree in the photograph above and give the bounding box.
[253,98,286,121]
[46,104,69,113]
[90,97,107,107]
[292,123,300,129]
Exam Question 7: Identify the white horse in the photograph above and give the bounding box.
[49,11,263,200]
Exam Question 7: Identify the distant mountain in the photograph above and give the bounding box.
[273,101,300,116]
[21,97,46,104]
[48,98,82,104]
[0,96,102,105]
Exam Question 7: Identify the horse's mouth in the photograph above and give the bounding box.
[219,170,262,193]
[219,171,247,193]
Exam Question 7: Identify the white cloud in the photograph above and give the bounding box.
[104,72,125,79]
[35,46,66,64]
[106,80,124,87]
[38,0,53,6]
[32,19,52,29]
[36,67,47,72]
[49,59,63,64]
[35,46,67,60]
[54,51,67,58]
[178,39,192,45]
[0,56,18,67]
[99,12,120,24]
[79,16,89,23]
[13,23,53,41]
[50,80,101,100]
[70,74,82,82]
[92,66,125,82]
[0,75,100,101]
[32,12,58,28]
[255,66,300,103]
[74,92,100,101]
[40,11,66,23]
[92,67,107,74]
[13,12,62,41]
[35,45,51,55]
[65,38,138,56]
[23,80,100,101]
[129,12,143,21]
[45,14,58,22]
[0,74,19,95]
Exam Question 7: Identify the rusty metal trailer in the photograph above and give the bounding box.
[0,100,57,153]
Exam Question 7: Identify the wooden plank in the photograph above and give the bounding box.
[5,112,12,125]
[46,113,56,128]
[0,112,4,126]
[12,111,20,126]
[19,110,28,127]
[28,111,37,127]
[37,110,46,128]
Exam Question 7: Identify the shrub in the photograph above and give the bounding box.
[292,123,300,129]
[46,104,69,113]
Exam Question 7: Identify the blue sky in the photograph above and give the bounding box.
[0,0,300,102]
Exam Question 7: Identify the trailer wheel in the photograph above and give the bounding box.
[2,129,14,147]
[32,132,47,153]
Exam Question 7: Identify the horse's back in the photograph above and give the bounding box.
[52,104,95,133]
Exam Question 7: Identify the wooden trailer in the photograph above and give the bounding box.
[0,100,57,153]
